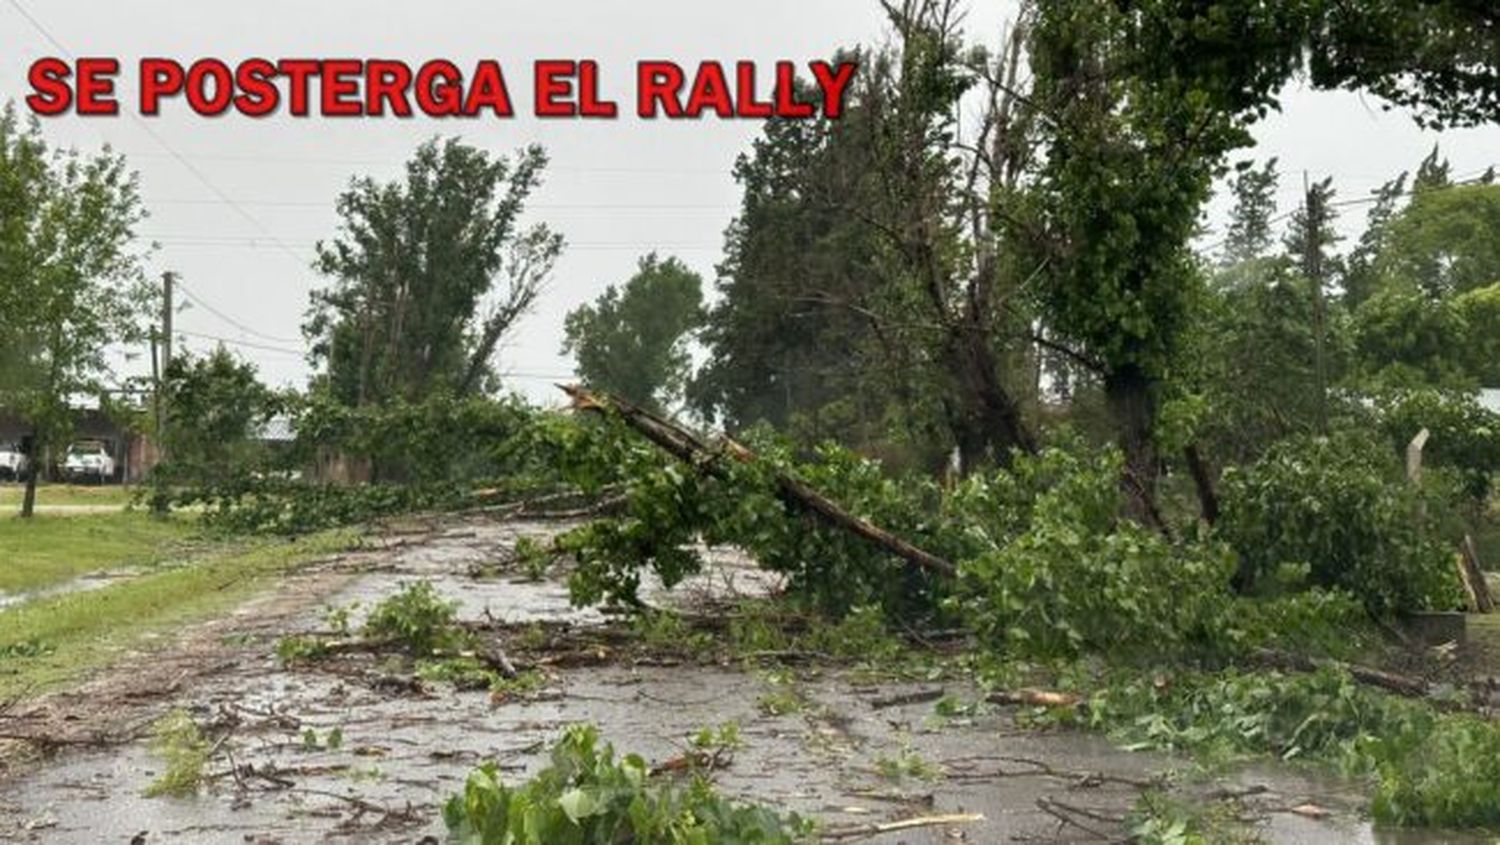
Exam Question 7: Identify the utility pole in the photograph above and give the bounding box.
[158,271,175,463]
[1301,173,1329,433]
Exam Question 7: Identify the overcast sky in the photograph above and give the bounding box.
[4,1,1498,404]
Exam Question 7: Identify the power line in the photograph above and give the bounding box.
[1199,163,1499,254]
[176,280,303,344]
[118,150,731,176]
[177,329,306,357]
[6,0,313,269]
[149,198,737,210]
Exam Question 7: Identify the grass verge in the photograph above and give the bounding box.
[0,512,196,594]
[0,483,135,508]
[0,528,358,699]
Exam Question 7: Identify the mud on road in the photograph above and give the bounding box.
[0,517,1473,844]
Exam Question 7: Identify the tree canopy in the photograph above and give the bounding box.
[304,138,562,406]
[562,254,704,412]
[0,104,151,516]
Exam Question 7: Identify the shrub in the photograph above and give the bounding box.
[1218,431,1459,615]
[443,724,811,844]
[1372,387,1500,502]
[363,580,462,655]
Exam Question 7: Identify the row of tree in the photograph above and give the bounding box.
[4,0,1499,530]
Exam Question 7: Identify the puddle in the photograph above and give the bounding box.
[0,569,139,611]
[0,518,1489,843]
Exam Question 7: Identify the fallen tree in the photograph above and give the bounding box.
[559,384,957,577]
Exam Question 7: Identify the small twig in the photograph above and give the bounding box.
[1035,797,1123,841]
[869,688,945,709]
[820,812,984,841]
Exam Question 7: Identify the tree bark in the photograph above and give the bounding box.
[19,430,39,519]
[945,324,1036,473]
[1105,366,1165,532]
[1184,443,1219,525]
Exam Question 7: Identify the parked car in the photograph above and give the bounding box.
[0,443,26,481]
[61,440,117,484]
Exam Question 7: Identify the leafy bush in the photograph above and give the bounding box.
[1218,431,1459,614]
[363,580,462,655]
[953,445,1234,660]
[1372,387,1500,501]
[275,634,330,664]
[443,724,811,844]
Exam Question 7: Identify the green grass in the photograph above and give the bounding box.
[0,512,195,594]
[0,483,135,508]
[0,529,359,699]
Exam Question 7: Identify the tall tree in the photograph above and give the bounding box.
[1376,183,1500,299]
[1020,0,1270,524]
[1019,0,1500,525]
[698,4,1043,473]
[563,254,704,412]
[155,347,282,486]
[0,105,151,517]
[1343,171,1409,309]
[690,72,895,443]
[305,138,562,406]
[1220,159,1281,267]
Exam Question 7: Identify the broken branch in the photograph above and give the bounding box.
[559,385,956,578]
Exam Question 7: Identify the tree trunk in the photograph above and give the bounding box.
[1184,443,1219,525]
[941,318,1036,473]
[1105,367,1165,531]
[19,431,39,519]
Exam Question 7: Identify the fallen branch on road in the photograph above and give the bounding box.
[560,384,957,578]
[820,812,984,842]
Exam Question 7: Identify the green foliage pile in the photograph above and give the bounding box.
[951,445,1235,660]
[167,393,546,533]
[1075,669,1500,828]
[292,392,538,484]
[443,724,811,844]
[178,476,474,535]
[1128,791,1257,845]
[1219,432,1459,614]
[550,420,952,620]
